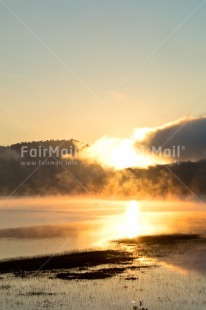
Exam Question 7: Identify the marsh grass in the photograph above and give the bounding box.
[0,250,133,275]
[118,234,202,246]
[56,267,126,280]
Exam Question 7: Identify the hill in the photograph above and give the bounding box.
[0,140,206,198]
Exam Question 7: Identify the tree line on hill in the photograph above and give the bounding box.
[0,140,206,199]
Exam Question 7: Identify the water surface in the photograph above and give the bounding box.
[0,197,206,259]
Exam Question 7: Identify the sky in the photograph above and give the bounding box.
[0,0,206,146]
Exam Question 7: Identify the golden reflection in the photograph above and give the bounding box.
[115,200,140,238]
[125,200,140,238]
[96,200,161,246]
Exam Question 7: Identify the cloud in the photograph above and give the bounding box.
[141,116,206,162]
[79,116,206,169]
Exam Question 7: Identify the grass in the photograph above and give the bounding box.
[1,234,203,281]
[0,250,133,275]
[56,267,126,280]
[117,233,202,246]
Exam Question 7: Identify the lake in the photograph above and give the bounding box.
[0,197,206,259]
[0,197,206,310]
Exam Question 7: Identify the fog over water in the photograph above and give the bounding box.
[0,197,206,259]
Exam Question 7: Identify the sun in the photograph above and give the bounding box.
[80,135,156,169]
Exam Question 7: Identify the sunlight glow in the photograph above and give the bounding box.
[80,132,157,169]
[95,200,175,246]
[125,200,140,238]
[132,127,151,141]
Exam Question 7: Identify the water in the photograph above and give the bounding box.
[0,197,206,259]
[0,197,206,309]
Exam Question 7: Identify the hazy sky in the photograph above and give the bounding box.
[0,0,206,145]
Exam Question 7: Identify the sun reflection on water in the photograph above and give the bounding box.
[94,200,166,247]
[114,200,140,239]
[125,200,140,238]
